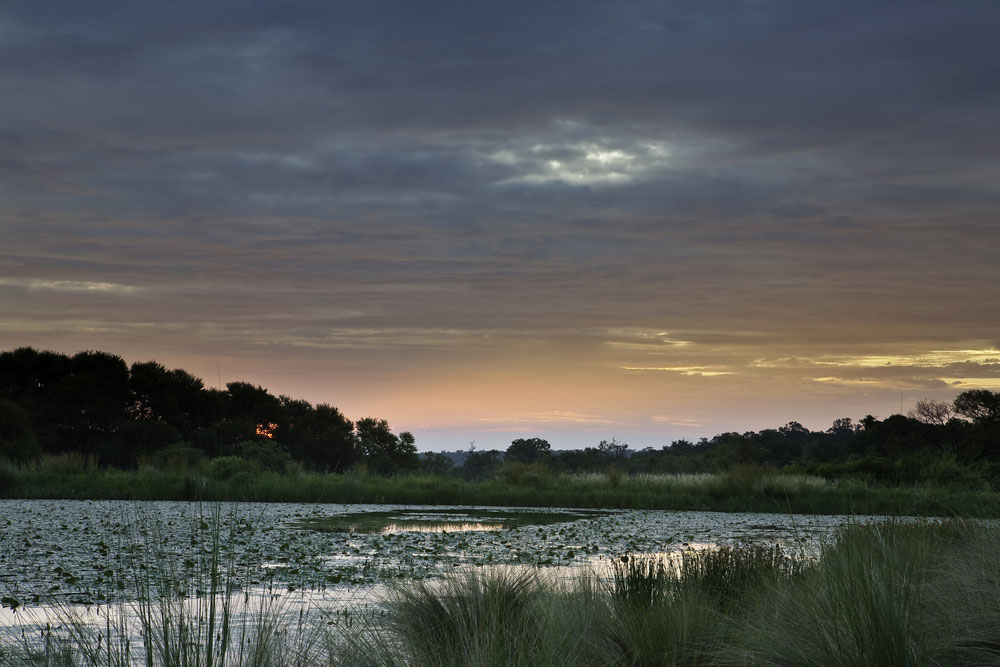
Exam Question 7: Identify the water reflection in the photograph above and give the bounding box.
[381,522,505,534]
[292,507,611,534]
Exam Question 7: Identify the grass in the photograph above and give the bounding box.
[4,458,1000,516]
[712,520,964,666]
[4,507,1000,666]
[341,520,1000,667]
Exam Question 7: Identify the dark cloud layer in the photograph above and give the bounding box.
[3,1,999,447]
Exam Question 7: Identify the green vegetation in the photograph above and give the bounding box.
[3,458,1000,516]
[3,346,1000,515]
[6,517,999,666]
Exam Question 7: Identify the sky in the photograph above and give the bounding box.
[2,1,1000,451]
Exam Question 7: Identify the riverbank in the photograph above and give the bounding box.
[3,462,998,517]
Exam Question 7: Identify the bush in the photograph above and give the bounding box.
[37,452,94,474]
[920,456,988,489]
[237,439,292,472]
[150,442,207,471]
[208,455,254,480]
[0,462,19,497]
[503,461,550,488]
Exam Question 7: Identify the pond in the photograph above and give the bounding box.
[0,499,872,637]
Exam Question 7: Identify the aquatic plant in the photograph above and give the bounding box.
[0,506,323,667]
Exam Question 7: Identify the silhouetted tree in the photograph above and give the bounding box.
[459,448,502,481]
[708,432,754,468]
[506,437,552,464]
[954,390,1000,423]
[48,351,131,464]
[0,398,40,462]
[355,418,418,475]
[275,397,357,472]
[419,452,455,475]
[129,362,206,438]
[226,382,282,444]
[597,437,629,461]
[827,417,857,436]
[952,390,1000,462]
[909,400,956,426]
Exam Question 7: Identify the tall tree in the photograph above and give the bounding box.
[355,418,418,475]
[506,437,552,464]
[277,397,357,471]
[50,351,131,464]
[128,361,206,449]
[954,390,1000,423]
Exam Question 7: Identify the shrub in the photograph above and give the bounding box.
[151,442,207,471]
[37,452,94,474]
[237,439,293,472]
[208,455,255,480]
[920,456,988,489]
[503,461,550,487]
[0,462,19,497]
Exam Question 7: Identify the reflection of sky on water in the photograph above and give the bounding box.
[380,522,506,534]
[0,584,386,655]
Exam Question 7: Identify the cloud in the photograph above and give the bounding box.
[487,133,673,186]
[1,1,999,445]
[472,411,618,433]
[0,278,142,294]
[651,415,703,427]
[623,366,734,377]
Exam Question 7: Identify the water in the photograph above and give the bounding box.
[0,499,867,638]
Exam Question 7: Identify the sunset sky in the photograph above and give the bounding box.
[3,2,999,450]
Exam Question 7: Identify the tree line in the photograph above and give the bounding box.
[451,393,999,486]
[2,347,999,487]
[0,347,417,473]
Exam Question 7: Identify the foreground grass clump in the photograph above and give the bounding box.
[716,520,1000,667]
[4,458,1000,516]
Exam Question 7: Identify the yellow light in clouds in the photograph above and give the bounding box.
[758,347,1000,369]
[812,377,883,386]
[623,366,733,376]
[938,378,1000,390]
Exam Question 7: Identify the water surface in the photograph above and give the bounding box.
[1,498,862,615]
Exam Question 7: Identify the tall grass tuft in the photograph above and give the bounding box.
[923,522,1000,664]
[714,520,970,666]
[331,568,604,667]
[678,543,809,611]
[605,553,717,667]
[608,553,672,609]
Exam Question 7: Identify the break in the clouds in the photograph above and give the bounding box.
[2,1,999,448]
